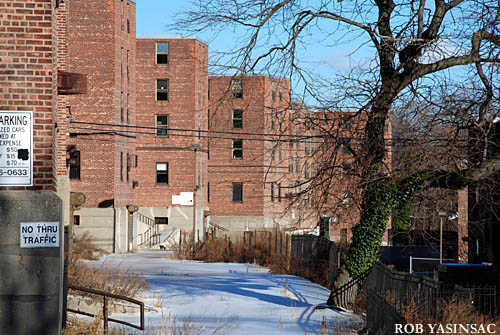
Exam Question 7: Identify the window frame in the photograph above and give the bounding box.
[232,109,243,129]
[156,79,169,101]
[232,139,243,159]
[69,150,81,180]
[156,162,169,185]
[232,182,243,202]
[156,114,169,137]
[231,79,243,98]
[156,42,169,65]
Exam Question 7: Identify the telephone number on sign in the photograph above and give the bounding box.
[0,168,28,176]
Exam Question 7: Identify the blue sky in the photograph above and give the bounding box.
[134,0,365,75]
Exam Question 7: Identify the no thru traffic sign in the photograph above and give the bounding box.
[20,222,60,248]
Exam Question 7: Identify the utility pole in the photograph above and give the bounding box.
[189,144,201,257]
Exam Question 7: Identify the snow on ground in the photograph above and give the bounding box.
[86,250,363,334]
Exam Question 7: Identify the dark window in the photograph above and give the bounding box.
[156,115,168,137]
[126,50,129,80]
[341,115,352,130]
[120,92,124,122]
[127,19,130,34]
[120,152,123,181]
[278,183,281,202]
[126,153,130,181]
[232,79,243,98]
[155,217,168,225]
[121,15,123,31]
[156,162,168,184]
[304,162,309,178]
[73,215,80,226]
[208,182,210,202]
[156,42,169,64]
[69,150,80,180]
[126,93,129,122]
[271,183,275,202]
[288,158,293,173]
[342,138,352,155]
[232,139,243,159]
[232,182,243,202]
[295,157,300,173]
[157,79,169,101]
[342,162,351,175]
[232,109,243,129]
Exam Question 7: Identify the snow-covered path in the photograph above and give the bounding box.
[88,250,362,334]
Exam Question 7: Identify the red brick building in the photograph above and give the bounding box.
[134,36,209,233]
[67,0,136,209]
[207,75,292,233]
[0,0,66,191]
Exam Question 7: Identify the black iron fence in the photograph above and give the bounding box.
[365,263,497,334]
[290,234,343,289]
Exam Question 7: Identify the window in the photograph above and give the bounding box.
[156,42,169,64]
[156,115,168,137]
[120,92,124,122]
[341,191,351,206]
[120,152,123,181]
[208,182,210,202]
[342,162,351,176]
[156,163,168,184]
[127,18,130,34]
[341,115,352,130]
[126,93,129,122]
[342,138,352,155]
[295,157,300,173]
[73,215,80,226]
[278,143,282,161]
[277,112,282,130]
[305,140,310,155]
[157,79,169,101]
[232,139,243,159]
[232,182,243,202]
[278,82,283,101]
[232,79,243,98]
[278,183,281,202]
[288,158,293,173]
[232,109,243,129]
[155,217,168,225]
[126,50,130,80]
[126,153,130,181]
[304,162,309,178]
[69,150,80,180]
[271,183,275,202]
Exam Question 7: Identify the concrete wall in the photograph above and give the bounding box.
[0,191,63,335]
[73,208,130,254]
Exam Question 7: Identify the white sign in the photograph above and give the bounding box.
[172,192,194,205]
[0,111,33,186]
[20,222,60,248]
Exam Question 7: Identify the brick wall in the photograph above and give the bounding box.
[67,0,136,208]
[0,0,56,190]
[208,76,291,219]
[134,37,208,208]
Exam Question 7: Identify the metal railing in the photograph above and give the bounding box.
[67,284,144,334]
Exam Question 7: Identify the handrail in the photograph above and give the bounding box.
[67,283,144,333]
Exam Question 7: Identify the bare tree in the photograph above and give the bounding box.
[174,0,500,305]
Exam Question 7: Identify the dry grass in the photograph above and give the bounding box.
[69,232,149,298]
[64,233,149,334]
[173,231,333,290]
[400,296,498,334]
